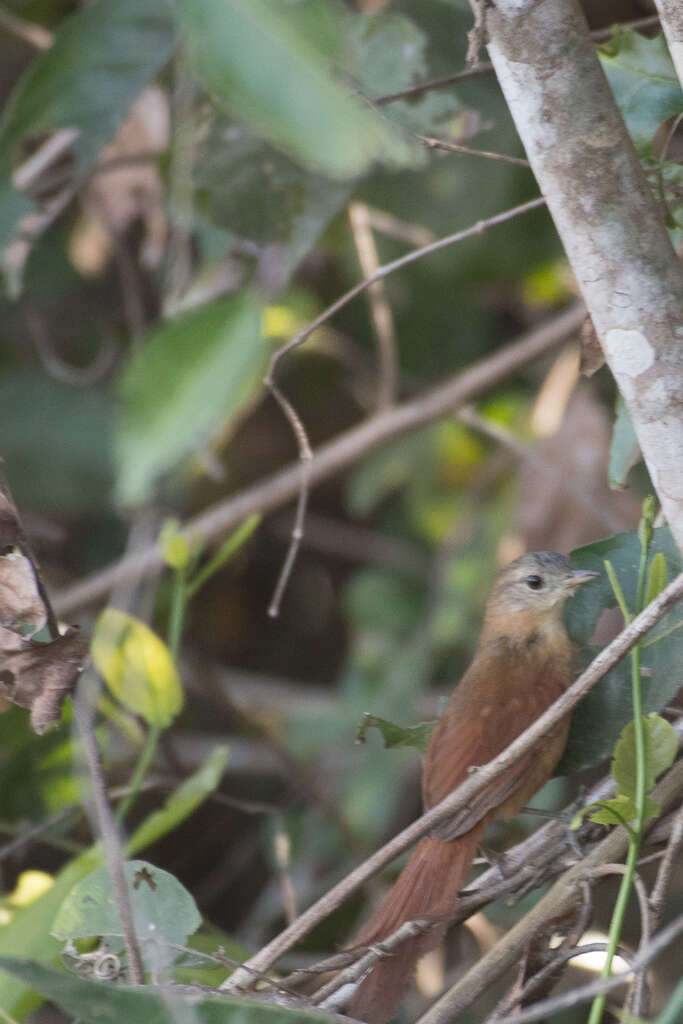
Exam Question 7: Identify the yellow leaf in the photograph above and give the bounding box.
[262,304,299,339]
[9,871,53,907]
[92,609,183,727]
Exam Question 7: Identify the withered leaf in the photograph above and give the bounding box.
[0,478,55,636]
[0,627,88,734]
[0,549,47,635]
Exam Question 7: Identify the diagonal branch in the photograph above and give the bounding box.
[417,755,683,1024]
[220,572,683,992]
[53,302,585,618]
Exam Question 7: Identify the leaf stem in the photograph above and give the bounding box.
[588,512,652,1024]
[116,564,188,826]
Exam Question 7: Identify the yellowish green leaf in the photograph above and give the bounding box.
[92,609,182,727]
[646,552,668,605]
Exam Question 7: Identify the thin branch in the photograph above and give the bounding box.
[73,678,144,984]
[348,200,398,409]
[264,379,312,618]
[417,135,530,168]
[649,802,683,927]
[363,206,436,247]
[0,4,53,48]
[313,919,436,1007]
[456,405,630,534]
[53,302,586,617]
[220,576,683,992]
[486,942,634,1023]
[372,15,660,106]
[481,910,683,1024]
[417,757,683,1024]
[267,196,546,380]
[593,861,651,1015]
[242,195,545,615]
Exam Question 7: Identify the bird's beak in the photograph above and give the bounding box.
[565,569,599,588]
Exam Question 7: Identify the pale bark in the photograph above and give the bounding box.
[484,0,683,554]
[655,0,683,87]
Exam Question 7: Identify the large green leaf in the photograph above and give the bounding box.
[599,30,683,155]
[52,860,201,952]
[0,0,175,250]
[342,12,463,135]
[0,371,112,517]
[0,957,337,1024]
[179,0,418,179]
[115,292,263,506]
[558,527,683,773]
[193,116,349,279]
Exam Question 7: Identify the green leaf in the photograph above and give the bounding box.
[613,714,678,798]
[343,12,462,135]
[0,0,175,251]
[0,956,337,1023]
[608,395,639,489]
[587,795,637,827]
[559,526,683,774]
[356,712,436,754]
[52,860,201,952]
[92,609,183,728]
[599,30,683,155]
[0,848,101,1019]
[194,115,350,281]
[128,746,229,853]
[115,292,263,506]
[0,371,113,518]
[179,0,418,179]
[646,552,668,605]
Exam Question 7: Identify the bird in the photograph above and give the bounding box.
[346,551,597,1023]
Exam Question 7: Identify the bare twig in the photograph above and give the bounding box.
[485,942,634,1023]
[649,802,683,927]
[265,379,312,618]
[263,198,546,612]
[267,196,546,379]
[417,757,683,1024]
[363,207,436,247]
[456,405,630,534]
[220,576,683,992]
[0,4,53,48]
[481,910,683,1024]
[313,919,435,1007]
[73,679,144,984]
[592,863,651,1015]
[418,135,530,168]
[54,302,586,617]
[348,200,398,409]
[372,15,660,106]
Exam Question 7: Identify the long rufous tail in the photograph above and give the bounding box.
[348,824,483,1023]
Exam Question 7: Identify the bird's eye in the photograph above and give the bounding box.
[524,575,543,590]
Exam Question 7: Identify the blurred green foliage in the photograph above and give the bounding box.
[0,1,680,1019]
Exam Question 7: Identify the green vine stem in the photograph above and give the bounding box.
[115,515,259,826]
[588,501,653,1024]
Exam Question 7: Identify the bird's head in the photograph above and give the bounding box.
[484,551,598,623]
